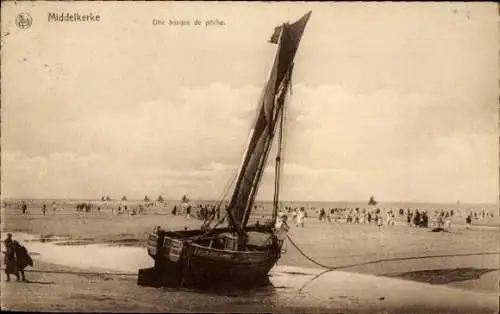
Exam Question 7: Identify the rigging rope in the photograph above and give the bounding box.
[196,159,240,232]
[200,169,237,229]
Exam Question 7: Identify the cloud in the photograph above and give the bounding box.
[1,150,240,200]
[2,81,497,203]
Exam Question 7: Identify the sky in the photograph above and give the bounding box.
[1,2,498,204]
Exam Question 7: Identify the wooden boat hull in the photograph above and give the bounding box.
[138,225,286,288]
[183,243,278,287]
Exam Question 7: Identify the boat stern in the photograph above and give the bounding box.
[146,226,162,259]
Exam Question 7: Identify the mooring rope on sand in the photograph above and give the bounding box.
[0,268,137,277]
[285,234,500,291]
[287,234,500,271]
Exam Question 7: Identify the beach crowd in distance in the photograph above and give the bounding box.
[3,198,498,231]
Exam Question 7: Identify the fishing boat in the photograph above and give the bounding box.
[368,195,377,206]
[138,11,312,288]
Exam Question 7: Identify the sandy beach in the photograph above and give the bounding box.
[1,204,498,312]
[2,259,498,313]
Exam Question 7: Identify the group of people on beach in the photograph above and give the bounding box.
[193,204,222,221]
[76,203,94,213]
[3,233,32,282]
[171,204,192,219]
[6,200,60,216]
[272,205,495,230]
[112,204,145,216]
[3,199,494,231]
[281,207,389,228]
[169,203,225,223]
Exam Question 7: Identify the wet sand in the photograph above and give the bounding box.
[1,208,499,312]
[2,259,498,313]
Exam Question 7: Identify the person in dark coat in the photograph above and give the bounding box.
[465,214,472,229]
[13,240,32,281]
[414,210,421,227]
[4,233,18,281]
[421,211,429,228]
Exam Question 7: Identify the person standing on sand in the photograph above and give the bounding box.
[407,210,412,227]
[319,208,325,222]
[275,215,290,243]
[42,204,47,216]
[376,214,383,229]
[296,208,305,228]
[437,213,444,229]
[413,210,421,227]
[12,240,32,282]
[275,213,284,230]
[292,209,298,223]
[21,201,27,215]
[465,214,472,229]
[385,211,392,226]
[444,216,451,229]
[3,233,18,281]
[422,211,429,228]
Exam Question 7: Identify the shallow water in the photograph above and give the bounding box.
[2,232,152,273]
[2,232,324,276]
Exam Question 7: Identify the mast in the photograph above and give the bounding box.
[271,62,294,224]
[226,12,312,238]
[272,90,286,224]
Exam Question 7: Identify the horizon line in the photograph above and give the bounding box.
[1,196,497,206]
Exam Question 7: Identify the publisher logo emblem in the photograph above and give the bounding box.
[15,13,32,29]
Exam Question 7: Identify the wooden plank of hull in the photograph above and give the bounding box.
[183,244,279,286]
[143,244,278,287]
[188,255,275,283]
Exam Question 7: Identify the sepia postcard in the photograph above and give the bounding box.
[1,2,499,313]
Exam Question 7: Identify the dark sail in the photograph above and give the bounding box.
[227,12,311,233]
[368,196,377,206]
